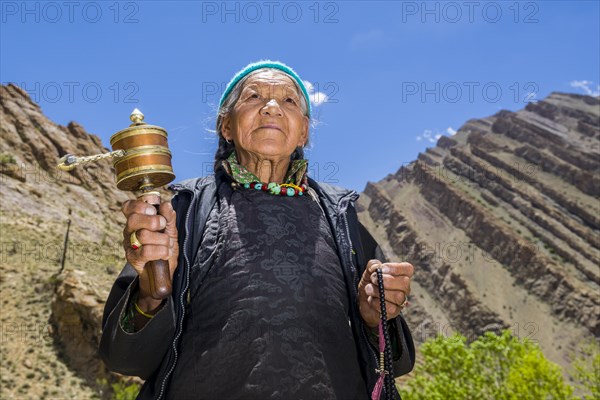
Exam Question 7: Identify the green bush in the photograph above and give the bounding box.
[0,153,16,164]
[97,378,141,400]
[398,329,574,400]
[571,339,600,399]
[111,381,141,400]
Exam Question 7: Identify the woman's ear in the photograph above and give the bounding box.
[222,114,231,141]
[299,115,309,147]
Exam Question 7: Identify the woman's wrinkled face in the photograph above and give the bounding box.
[222,70,309,159]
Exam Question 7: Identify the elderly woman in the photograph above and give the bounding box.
[100,60,415,400]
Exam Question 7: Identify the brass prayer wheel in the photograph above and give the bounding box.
[110,109,175,191]
[56,108,176,300]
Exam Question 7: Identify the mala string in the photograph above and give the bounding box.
[371,267,395,400]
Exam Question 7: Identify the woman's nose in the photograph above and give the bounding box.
[261,99,283,116]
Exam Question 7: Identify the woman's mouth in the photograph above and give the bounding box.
[258,124,282,131]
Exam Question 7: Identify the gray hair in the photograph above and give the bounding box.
[213,68,311,173]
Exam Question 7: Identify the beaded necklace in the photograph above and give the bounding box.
[221,150,309,197]
[240,181,308,196]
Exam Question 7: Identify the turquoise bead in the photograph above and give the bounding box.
[268,185,280,194]
[243,183,250,189]
[255,183,262,190]
[286,188,294,196]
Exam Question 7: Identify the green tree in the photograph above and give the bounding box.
[571,339,600,399]
[398,329,573,400]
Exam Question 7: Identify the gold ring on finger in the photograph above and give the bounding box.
[400,293,409,310]
[130,230,142,250]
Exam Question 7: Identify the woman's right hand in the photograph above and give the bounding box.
[121,199,179,311]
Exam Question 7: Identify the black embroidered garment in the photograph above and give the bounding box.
[166,183,368,399]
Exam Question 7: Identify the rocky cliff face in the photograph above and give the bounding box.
[51,269,142,390]
[0,83,135,399]
[357,92,599,371]
[50,269,109,382]
[0,83,132,234]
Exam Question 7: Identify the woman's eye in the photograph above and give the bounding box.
[285,98,297,104]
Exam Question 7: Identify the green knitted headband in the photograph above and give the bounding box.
[218,60,312,117]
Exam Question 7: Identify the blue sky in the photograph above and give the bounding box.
[1,1,599,192]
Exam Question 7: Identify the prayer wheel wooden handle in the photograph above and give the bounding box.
[142,195,172,300]
[147,259,172,300]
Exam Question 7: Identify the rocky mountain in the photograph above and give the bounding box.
[356,92,599,373]
[0,83,597,398]
[0,83,135,399]
[0,83,133,238]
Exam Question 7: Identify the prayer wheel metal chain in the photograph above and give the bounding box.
[57,149,126,171]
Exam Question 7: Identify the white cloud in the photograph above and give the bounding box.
[570,80,600,97]
[303,80,314,93]
[303,80,328,106]
[415,129,437,143]
[310,92,328,106]
[416,127,457,143]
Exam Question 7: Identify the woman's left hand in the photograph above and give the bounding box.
[358,259,414,329]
